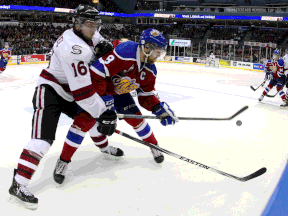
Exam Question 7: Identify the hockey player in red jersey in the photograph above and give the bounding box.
[8,5,120,210]
[112,38,128,48]
[0,42,11,73]
[53,29,179,184]
[259,50,287,104]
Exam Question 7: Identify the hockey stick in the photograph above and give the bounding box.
[117,106,249,121]
[250,77,267,91]
[266,79,288,98]
[115,129,267,182]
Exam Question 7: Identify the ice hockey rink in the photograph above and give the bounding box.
[0,62,287,216]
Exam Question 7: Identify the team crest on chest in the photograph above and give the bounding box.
[112,75,140,95]
[3,53,8,58]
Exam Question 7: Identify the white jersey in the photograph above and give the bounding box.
[209,54,215,61]
[37,28,106,118]
[283,54,288,76]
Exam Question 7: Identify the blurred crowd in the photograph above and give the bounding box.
[135,1,160,11]
[1,22,287,64]
[245,28,288,44]
[0,24,70,55]
[209,27,245,41]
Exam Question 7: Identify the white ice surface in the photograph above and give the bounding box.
[0,63,287,216]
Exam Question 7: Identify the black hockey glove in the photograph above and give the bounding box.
[95,40,113,59]
[286,76,288,88]
[97,109,117,136]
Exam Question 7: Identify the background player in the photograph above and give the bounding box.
[209,52,215,67]
[0,42,12,73]
[280,50,288,107]
[8,5,119,210]
[53,29,179,184]
[258,50,287,104]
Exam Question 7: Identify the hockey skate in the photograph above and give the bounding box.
[53,158,70,184]
[258,95,264,102]
[151,144,164,163]
[101,146,124,157]
[8,169,38,210]
[280,100,288,107]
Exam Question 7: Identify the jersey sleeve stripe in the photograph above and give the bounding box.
[90,66,106,78]
[90,59,110,78]
[72,84,96,102]
[136,88,157,97]
[40,69,71,92]
[144,66,157,77]
[99,58,110,77]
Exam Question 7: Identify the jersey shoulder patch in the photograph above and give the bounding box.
[114,41,138,60]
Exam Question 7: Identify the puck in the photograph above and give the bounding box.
[236,120,242,126]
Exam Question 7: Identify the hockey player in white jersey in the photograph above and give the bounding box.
[8,5,120,210]
[280,51,288,107]
[209,52,215,66]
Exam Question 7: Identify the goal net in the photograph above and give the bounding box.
[205,58,220,68]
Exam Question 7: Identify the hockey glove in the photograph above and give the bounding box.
[95,40,113,59]
[265,72,272,80]
[101,95,115,111]
[152,102,179,126]
[97,109,117,136]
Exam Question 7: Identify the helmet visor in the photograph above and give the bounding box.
[149,43,167,60]
[81,18,101,32]
[273,54,279,60]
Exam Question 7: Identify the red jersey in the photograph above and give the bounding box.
[90,41,160,111]
[112,40,121,48]
[265,58,284,79]
[0,48,11,61]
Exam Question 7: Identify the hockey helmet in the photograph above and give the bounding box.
[72,5,101,31]
[273,49,281,60]
[139,29,167,61]
[4,42,9,49]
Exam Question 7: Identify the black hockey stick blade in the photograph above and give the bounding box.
[250,78,267,92]
[237,167,267,182]
[250,86,258,91]
[266,93,278,98]
[117,106,249,121]
[226,105,248,120]
[266,80,288,98]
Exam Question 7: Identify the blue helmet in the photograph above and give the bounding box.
[139,28,167,48]
[139,29,167,61]
[4,42,9,48]
[273,50,280,55]
[273,49,281,60]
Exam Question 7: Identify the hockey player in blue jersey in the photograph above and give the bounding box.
[0,42,12,73]
[53,28,179,186]
[259,50,287,104]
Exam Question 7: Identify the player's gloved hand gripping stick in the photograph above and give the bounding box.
[96,95,117,136]
[152,102,179,126]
